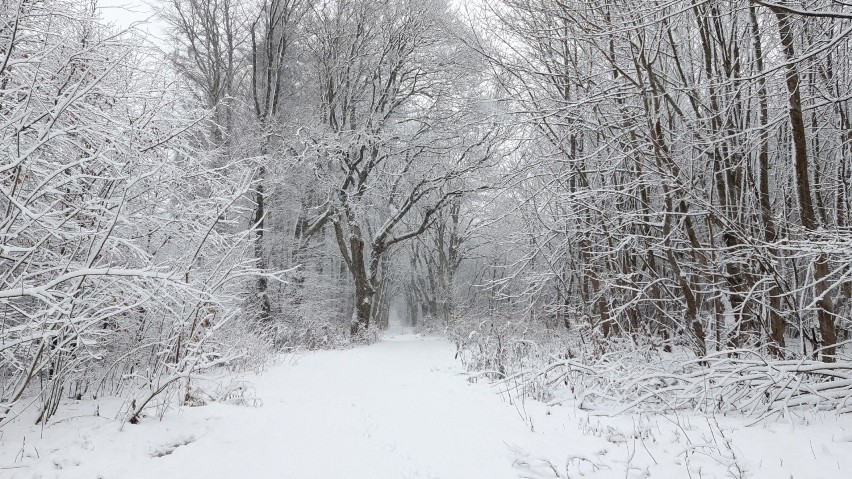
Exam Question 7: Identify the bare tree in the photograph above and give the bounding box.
[457,0,852,362]
[1,1,263,425]
[300,0,503,334]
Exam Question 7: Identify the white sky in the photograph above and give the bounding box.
[97,0,166,42]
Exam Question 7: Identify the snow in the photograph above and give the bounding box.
[2,335,851,478]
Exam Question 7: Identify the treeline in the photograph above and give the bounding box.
[415,0,852,363]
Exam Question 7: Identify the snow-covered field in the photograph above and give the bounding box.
[2,334,850,478]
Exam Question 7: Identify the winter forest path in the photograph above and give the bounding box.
[4,335,554,479]
[121,334,549,478]
[6,334,852,478]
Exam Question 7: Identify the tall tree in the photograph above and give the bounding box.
[303,0,502,333]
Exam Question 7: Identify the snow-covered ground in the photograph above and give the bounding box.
[2,334,851,478]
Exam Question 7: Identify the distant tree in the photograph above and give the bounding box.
[301,0,503,334]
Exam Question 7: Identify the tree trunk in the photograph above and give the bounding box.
[772,8,836,361]
[254,165,271,323]
[749,5,785,356]
[352,282,373,335]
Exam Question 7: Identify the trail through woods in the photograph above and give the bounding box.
[127,334,547,478]
[3,334,852,478]
[2,335,554,478]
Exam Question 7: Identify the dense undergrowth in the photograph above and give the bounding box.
[440,316,852,421]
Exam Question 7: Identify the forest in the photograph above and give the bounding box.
[2,0,852,477]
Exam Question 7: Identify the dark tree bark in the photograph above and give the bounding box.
[770,7,836,361]
[749,5,785,356]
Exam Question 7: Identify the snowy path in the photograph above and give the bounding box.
[2,335,549,479]
[5,334,852,479]
[129,334,541,479]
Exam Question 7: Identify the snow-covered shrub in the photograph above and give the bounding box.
[0,2,270,427]
[449,315,852,419]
